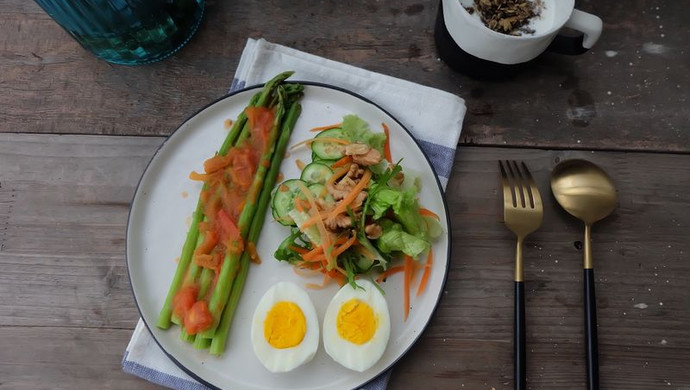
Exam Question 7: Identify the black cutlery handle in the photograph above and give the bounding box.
[515,281,526,390]
[584,268,600,390]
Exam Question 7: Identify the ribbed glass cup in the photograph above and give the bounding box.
[34,0,204,65]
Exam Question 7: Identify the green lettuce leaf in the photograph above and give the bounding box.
[376,219,430,258]
[274,228,311,264]
[341,114,387,153]
[368,177,428,239]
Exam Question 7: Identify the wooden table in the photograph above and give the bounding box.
[1,1,688,389]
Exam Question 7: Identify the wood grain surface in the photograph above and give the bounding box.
[1,133,688,389]
[1,0,688,152]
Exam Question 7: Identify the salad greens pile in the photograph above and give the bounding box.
[272,114,442,286]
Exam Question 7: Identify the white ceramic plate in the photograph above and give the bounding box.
[127,83,451,390]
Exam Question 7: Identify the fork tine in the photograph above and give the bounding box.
[521,162,542,209]
[506,160,526,208]
[512,160,534,209]
[499,161,516,208]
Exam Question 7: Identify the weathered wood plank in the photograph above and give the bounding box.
[408,147,690,389]
[1,133,689,388]
[0,134,162,328]
[1,1,688,152]
[0,327,161,390]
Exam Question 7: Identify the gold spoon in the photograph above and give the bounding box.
[550,159,617,390]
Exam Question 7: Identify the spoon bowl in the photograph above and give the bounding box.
[550,159,617,225]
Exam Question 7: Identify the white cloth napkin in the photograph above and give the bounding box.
[123,38,466,390]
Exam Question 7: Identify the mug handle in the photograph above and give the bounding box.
[547,9,603,55]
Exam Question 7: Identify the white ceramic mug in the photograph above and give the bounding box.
[435,0,603,77]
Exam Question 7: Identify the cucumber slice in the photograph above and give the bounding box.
[311,128,349,160]
[300,162,333,185]
[271,179,306,226]
[307,183,335,204]
[288,209,321,245]
[311,151,338,166]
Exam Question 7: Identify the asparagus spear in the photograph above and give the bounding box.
[209,101,302,355]
[198,86,291,339]
[155,75,288,329]
[187,78,303,333]
[193,335,211,350]
[158,72,300,344]
[156,115,247,330]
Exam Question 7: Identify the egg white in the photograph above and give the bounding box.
[322,279,391,372]
[250,281,319,373]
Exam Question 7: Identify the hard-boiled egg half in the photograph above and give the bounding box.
[323,279,391,372]
[250,282,319,373]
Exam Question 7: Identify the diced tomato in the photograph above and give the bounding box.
[217,209,240,241]
[184,300,213,335]
[172,285,199,320]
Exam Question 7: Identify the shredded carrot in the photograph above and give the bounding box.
[288,139,311,151]
[247,242,261,264]
[304,253,327,263]
[329,268,347,286]
[326,165,350,187]
[410,259,419,289]
[299,164,348,229]
[289,137,349,151]
[332,234,357,258]
[419,208,440,220]
[331,155,353,168]
[327,170,372,219]
[310,122,342,132]
[417,247,433,296]
[382,123,392,164]
[306,273,332,290]
[296,159,306,170]
[289,245,309,255]
[297,182,335,269]
[293,262,321,277]
[302,246,324,261]
[404,255,413,321]
[376,265,405,283]
[311,137,349,145]
[300,166,368,230]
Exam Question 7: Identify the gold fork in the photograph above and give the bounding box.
[499,160,543,390]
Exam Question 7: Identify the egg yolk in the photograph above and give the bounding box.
[264,301,306,349]
[336,299,377,345]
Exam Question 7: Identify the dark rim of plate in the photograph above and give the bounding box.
[125,81,453,390]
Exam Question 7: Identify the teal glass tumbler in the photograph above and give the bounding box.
[34,0,204,65]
